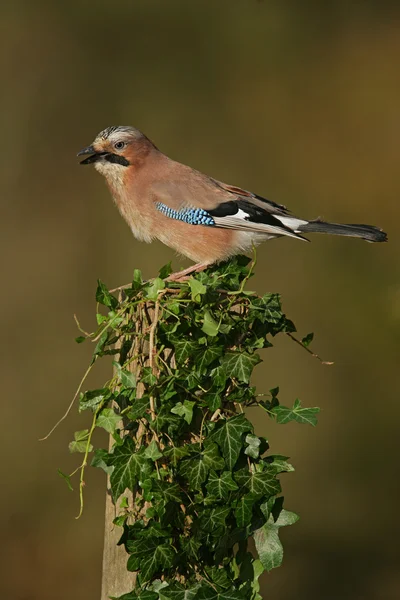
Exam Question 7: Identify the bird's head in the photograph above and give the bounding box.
[77,125,155,180]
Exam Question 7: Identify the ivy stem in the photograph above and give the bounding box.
[39,361,95,441]
[76,403,102,519]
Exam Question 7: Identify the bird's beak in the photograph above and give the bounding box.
[77,145,106,165]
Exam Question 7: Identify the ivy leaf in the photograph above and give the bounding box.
[244,434,261,459]
[58,469,73,491]
[220,351,261,383]
[159,584,200,600]
[144,440,163,461]
[189,278,207,302]
[202,310,219,337]
[146,277,165,300]
[234,493,257,527]
[171,400,195,424]
[127,397,150,421]
[200,506,231,533]
[127,537,160,558]
[194,584,244,600]
[206,471,238,498]
[91,448,114,475]
[272,399,320,426]
[202,442,225,470]
[140,544,175,583]
[194,346,223,374]
[234,468,281,498]
[180,443,224,490]
[301,332,314,347]
[79,388,108,412]
[96,408,120,434]
[151,480,182,503]
[107,437,150,501]
[69,429,92,453]
[173,340,198,365]
[266,456,295,474]
[111,593,159,600]
[114,362,137,388]
[204,566,232,589]
[96,279,118,310]
[210,414,253,469]
[93,330,109,358]
[164,446,190,466]
[254,510,299,571]
[159,261,173,279]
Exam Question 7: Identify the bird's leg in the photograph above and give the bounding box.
[166,262,211,282]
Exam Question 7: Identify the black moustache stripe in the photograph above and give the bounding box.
[104,154,130,167]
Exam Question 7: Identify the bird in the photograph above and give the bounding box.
[78,125,387,280]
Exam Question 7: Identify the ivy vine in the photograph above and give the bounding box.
[59,254,321,600]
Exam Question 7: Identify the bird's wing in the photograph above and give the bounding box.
[151,175,309,241]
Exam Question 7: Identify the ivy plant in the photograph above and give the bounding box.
[60,254,321,600]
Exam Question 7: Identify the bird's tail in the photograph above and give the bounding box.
[298,219,387,243]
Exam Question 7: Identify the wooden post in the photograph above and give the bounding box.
[101,300,153,600]
[101,468,136,599]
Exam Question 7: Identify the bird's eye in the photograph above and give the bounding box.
[114,141,125,150]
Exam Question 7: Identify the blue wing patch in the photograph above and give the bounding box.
[156,202,215,226]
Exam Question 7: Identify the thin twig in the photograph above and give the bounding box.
[286,332,334,365]
[39,361,95,441]
[148,299,161,421]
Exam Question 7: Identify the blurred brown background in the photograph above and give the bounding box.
[1,1,399,598]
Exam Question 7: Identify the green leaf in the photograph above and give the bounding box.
[234,493,257,527]
[96,408,120,434]
[254,510,299,571]
[220,351,261,383]
[210,414,253,469]
[164,446,190,466]
[301,332,314,347]
[141,367,157,386]
[93,330,109,357]
[114,362,137,388]
[126,537,160,558]
[107,437,150,501]
[140,544,175,583]
[173,340,198,365]
[75,336,86,344]
[194,345,223,374]
[69,429,92,453]
[96,279,118,309]
[189,278,207,302]
[204,566,232,589]
[206,471,238,498]
[127,397,150,421]
[159,584,200,600]
[202,310,219,337]
[194,583,244,600]
[58,469,73,491]
[200,505,231,532]
[91,448,114,475]
[266,456,295,474]
[151,480,182,503]
[244,434,261,459]
[159,261,173,279]
[234,468,281,498]
[171,400,195,424]
[79,388,108,412]
[272,399,320,426]
[146,277,165,300]
[180,443,224,490]
[144,440,163,461]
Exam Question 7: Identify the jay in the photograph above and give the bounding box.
[78,126,387,279]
